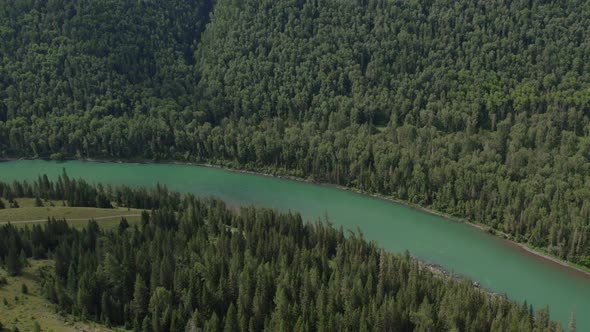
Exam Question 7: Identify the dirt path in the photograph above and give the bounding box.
[0,214,141,225]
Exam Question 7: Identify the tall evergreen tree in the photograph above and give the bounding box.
[223,303,239,332]
[149,287,172,332]
[132,274,149,324]
[6,247,22,276]
[569,307,576,332]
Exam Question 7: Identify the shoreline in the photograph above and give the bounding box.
[3,156,590,278]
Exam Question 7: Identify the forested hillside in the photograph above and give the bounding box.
[1,0,589,267]
[0,176,561,331]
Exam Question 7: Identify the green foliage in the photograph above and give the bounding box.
[20,283,27,295]
[570,307,576,332]
[223,303,238,332]
[0,180,558,330]
[49,153,64,162]
[149,287,172,332]
[132,274,149,323]
[0,0,588,268]
[6,247,22,276]
[118,218,130,233]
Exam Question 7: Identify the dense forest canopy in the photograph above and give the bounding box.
[0,0,589,268]
[0,176,561,331]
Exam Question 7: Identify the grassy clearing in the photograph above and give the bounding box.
[5,215,144,231]
[0,260,114,332]
[41,215,142,230]
[0,198,142,230]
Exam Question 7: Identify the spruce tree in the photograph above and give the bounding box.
[6,247,22,276]
[204,312,220,332]
[149,287,172,332]
[569,307,576,332]
[132,274,149,323]
[185,309,200,332]
[19,250,27,269]
[223,303,239,332]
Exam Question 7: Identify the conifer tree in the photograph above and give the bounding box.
[569,307,576,332]
[204,312,220,332]
[132,274,149,323]
[6,247,22,276]
[223,303,239,332]
[149,287,172,332]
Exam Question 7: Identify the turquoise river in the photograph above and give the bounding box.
[0,160,588,329]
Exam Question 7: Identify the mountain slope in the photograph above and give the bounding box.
[0,0,589,267]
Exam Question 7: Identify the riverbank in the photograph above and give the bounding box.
[3,156,590,278]
[180,159,590,279]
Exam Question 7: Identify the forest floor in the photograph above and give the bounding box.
[0,261,115,332]
[0,198,142,229]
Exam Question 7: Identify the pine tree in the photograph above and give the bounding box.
[204,312,220,332]
[67,264,77,293]
[101,292,110,326]
[132,274,149,323]
[271,283,290,331]
[77,272,96,319]
[149,287,172,332]
[185,309,200,332]
[19,249,27,268]
[141,316,150,332]
[411,297,434,332]
[6,247,23,276]
[118,218,130,233]
[569,307,576,332]
[223,303,239,332]
[170,309,183,332]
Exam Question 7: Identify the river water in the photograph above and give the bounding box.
[0,160,587,329]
